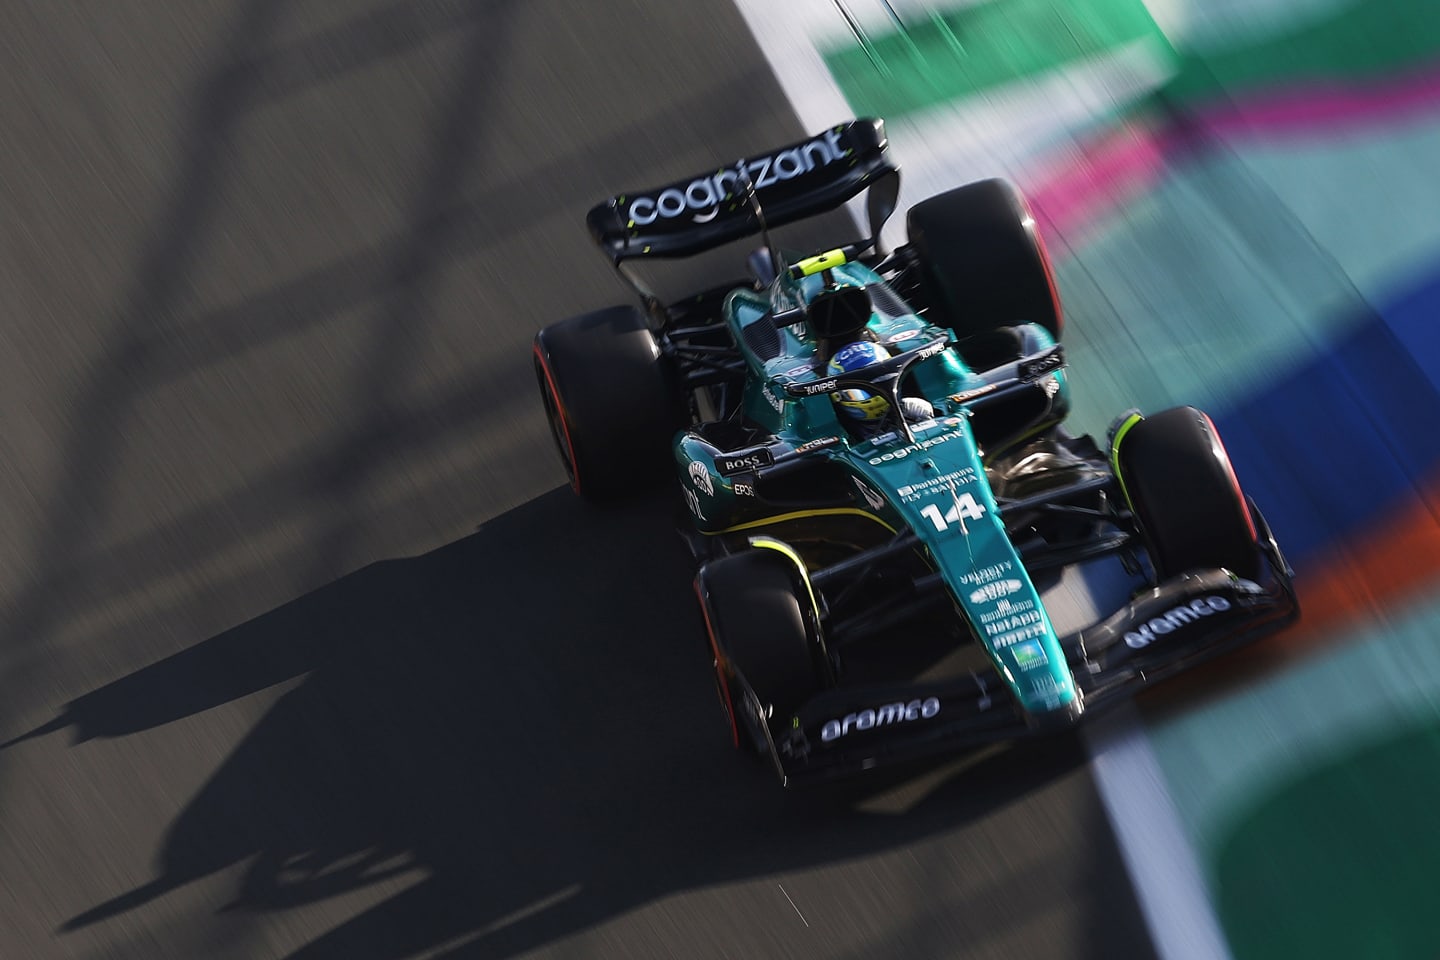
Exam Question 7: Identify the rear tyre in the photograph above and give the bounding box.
[533,305,683,501]
[906,178,1062,343]
[696,550,822,752]
[1115,406,1260,581]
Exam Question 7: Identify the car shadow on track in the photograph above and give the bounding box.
[22,487,1152,960]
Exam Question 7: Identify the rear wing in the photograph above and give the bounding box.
[586,118,897,264]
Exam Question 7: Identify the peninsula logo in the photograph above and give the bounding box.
[688,461,713,497]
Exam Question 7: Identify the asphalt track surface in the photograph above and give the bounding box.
[0,2,1156,957]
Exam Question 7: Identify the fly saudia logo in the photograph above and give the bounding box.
[627,131,848,226]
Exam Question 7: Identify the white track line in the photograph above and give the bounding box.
[1084,704,1233,960]
[729,2,1233,956]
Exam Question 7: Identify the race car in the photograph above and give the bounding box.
[533,118,1298,785]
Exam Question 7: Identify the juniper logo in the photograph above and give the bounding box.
[626,130,848,226]
[820,697,940,742]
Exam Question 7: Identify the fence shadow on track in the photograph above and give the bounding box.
[15,486,1142,960]
[0,0,1155,953]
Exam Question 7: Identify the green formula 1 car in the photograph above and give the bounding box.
[534,119,1297,785]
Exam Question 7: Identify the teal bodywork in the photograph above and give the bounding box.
[848,420,1077,713]
[674,261,1078,717]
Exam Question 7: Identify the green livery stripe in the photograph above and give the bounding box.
[1166,0,1440,104]
[1107,411,1143,512]
[701,507,897,536]
[1214,720,1440,959]
[748,535,825,631]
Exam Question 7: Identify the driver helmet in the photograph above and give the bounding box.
[827,340,892,423]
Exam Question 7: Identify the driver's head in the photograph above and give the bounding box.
[807,282,874,342]
[827,340,892,423]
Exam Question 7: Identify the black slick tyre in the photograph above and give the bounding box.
[1114,406,1261,582]
[695,550,822,752]
[906,178,1062,342]
[533,305,682,501]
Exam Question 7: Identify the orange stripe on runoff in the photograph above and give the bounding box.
[1282,482,1440,643]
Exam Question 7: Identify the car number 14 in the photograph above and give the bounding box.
[919,494,985,532]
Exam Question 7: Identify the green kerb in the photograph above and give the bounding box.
[1213,721,1440,959]
[822,0,1171,120]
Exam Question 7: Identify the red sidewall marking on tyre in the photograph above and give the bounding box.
[1021,193,1065,336]
[1200,410,1259,542]
[532,343,583,496]
[693,578,741,749]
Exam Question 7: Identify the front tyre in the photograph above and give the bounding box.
[533,305,683,501]
[1113,406,1261,582]
[695,550,823,752]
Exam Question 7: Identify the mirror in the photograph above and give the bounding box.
[865,169,901,254]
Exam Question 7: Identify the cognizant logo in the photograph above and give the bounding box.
[626,130,848,226]
[868,433,955,464]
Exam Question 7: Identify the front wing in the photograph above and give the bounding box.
[761,563,1298,787]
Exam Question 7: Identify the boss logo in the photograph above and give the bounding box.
[715,449,775,476]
